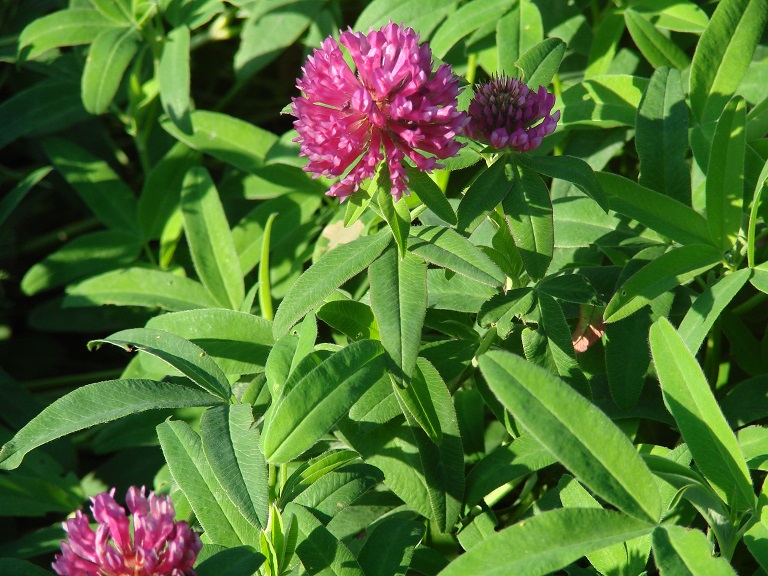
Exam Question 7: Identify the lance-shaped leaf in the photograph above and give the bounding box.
[635,67,690,205]
[279,450,361,507]
[89,328,231,400]
[358,518,424,576]
[409,226,505,287]
[81,27,141,114]
[261,340,388,464]
[405,167,456,225]
[689,0,768,122]
[0,167,51,229]
[338,358,463,532]
[625,10,691,70]
[65,267,219,311]
[182,166,244,309]
[517,154,609,212]
[497,2,543,76]
[604,244,722,323]
[162,110,278,173]
[369,246,426,385]
[288,504,365,576]
[457,157,517,234]
[677,268,751,354]
[605,308,652,411]
[706,96,746,252]
[200,405,269,531]
[652,525,738,576]
[158,420,261,547]
[503,165,553,280]
[439,508,654,576]
[479,350,662,522]
[516,37,566,88]
[18,8,122,60]
[598,173,711,245]
[158,25,192,133]
[0,379,223,470]
[272,230,392,337]
[649,318,755,512]
[429,0,516,59]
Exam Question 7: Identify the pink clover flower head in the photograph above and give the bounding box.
[466,75,560,152]
[53,486,202,576]
[291,22,468,201]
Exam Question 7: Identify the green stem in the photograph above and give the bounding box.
[466,53,478,85]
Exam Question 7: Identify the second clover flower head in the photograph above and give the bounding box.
[52,486,202,576]
[466,75,560,152]
[291,22,468,201]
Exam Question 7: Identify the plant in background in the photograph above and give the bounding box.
[2,0,768,575]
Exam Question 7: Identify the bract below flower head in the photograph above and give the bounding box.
[52,486,202,576]
[466,75,560,152]
[291,22,468,201]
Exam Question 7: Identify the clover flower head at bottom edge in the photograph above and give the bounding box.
[290,21,469,202]
[52,486,202,576]
[466,74,560,153]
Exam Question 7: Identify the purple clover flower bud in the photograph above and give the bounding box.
[466,75,560,152]
[291,22,469,201]
[53,486,202,576]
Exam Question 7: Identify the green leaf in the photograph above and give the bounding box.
[146,308,274,376]
[354,0,456,37]
[604,245,722,323]
[426,269,497,313]
[522,294,590,397]
[652,525,738,575]
[0,79,88,151]
[200,405,269,530]
[689,0,768,122]
[369,246,426,385]
[598,173,712,245]
[42,137,139,234]
[161,110,278,173]
[157,420,261,546]
[18,8,122,60]
[439,508,653,576]
[706,96,746,252]
[478,287,535,339]
[409,226,505,287]
[517,154,609,213]
[158,25,192,133]
[558,75,648,128]
[502,164,553,280]
[272,230,392,337]
[721,375,768,427]
[21,231,140,296]
[464,435,556,507]
[631,0,709,33]
[0,167,51,229]
[89,328,232,400]
[585,10,625,79]
[744,509,768,571]
[479,350,662,522]
[357,518,424,576]
[516,37,566,88]
[0,559,54,576]
[279,450,361,506]
[90,0,134,24]
[81,26,141,114]
[497,2,544,77]
[182,166,244,309]
[407,167,456,224]
[0,379,222,470]
[429,0,516,59]
[289,504,365,576]
[338,358,463,532]
[138,142,199,241]
[195,546,266,576]
[678,268,752,354]
[649,317,754,512]
[234,1,318,80]
[233,191,322,275]
[624,9,691,70]
[65,267,219,310]
[605,309,652,411]
[317,300,379,341]
[292,462,383,523]
[262,340,388,463]
[457,157,517,234]
[394,359,444,445]
[377,173,410,257]
[635,67,691,204]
